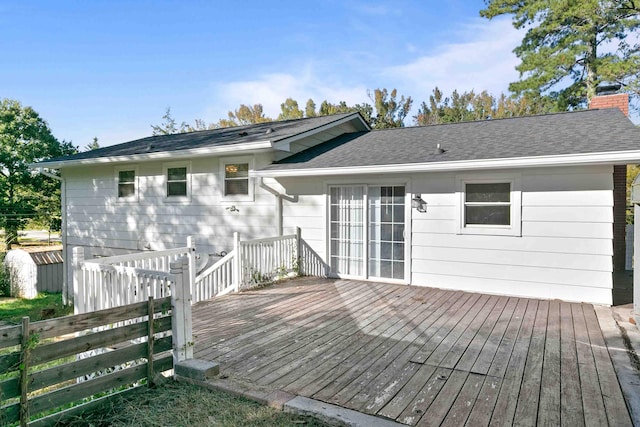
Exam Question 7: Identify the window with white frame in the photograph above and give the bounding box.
[457,174,521,236]
[224,163,249,195]
[220,156,253,201]
[115,166,138,201]
[163,162,191,200]
[464,183,511,226]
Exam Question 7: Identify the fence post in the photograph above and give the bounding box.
[170,256,193,365]
[147,296,155,388]
[19,316,30,427]
[295,227,302,276]
[72,247,84,315]
[186,236,196,303]
[233,232,241,292]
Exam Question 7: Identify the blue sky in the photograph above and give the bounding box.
[1,1,545,147]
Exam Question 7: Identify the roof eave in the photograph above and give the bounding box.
[30,140,274,169]
[255,150,640,177]
[272,113,370,152]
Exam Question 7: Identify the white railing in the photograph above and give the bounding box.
[95,237,195,272]
[299,239,330,278]
[75,262,175,314]
[193,249,236,302]
[73,239,195,314]
[73,228,331,313]
[239,232,298,288]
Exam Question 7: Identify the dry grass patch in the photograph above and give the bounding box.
[59,379,330,427]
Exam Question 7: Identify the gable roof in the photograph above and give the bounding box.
[257,109,640,176]
[37,112,369,168]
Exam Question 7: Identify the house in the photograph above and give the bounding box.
[35,92,640,305]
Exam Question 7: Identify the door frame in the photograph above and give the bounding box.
[324,178,412,284]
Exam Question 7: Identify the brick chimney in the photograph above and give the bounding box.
[590,83,630,272]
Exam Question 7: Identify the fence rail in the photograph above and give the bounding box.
[0,296,173,427]
[75,262,174,314]
[193,250,236,302]
[73,228,329,312]
[239,232,298,288]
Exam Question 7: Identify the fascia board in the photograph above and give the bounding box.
[254,150,640,177]
[272,114,370,152]
[30,141,273,169]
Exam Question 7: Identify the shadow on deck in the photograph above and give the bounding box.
[192,277,633,426]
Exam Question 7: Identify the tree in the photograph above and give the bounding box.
[84,137,100,151]
[151,107,187,135]
[414,87,554,125]
[481,1,640,109]
[0,99,76,248]
[317,100,373,123]
[369,88,413,129]
[278,98,304,120]
[217,104,273,127]
[305,99,317,117]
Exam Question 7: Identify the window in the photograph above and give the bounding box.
[457,174,521,236]
[163,162,191,201]
[115,166,138,201]
[220,156,253,201]
[167,167,187,197]
[224,163,249,195]
[118,170,135,198]
[464,183,511,226]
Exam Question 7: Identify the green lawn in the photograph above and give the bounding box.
[0,293,72,324]
[58,379,329,427]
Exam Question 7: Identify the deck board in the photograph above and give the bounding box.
[572,303,609,427]
[559,301,584,427]
[191,278,633,426]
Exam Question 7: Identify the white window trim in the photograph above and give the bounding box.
[163,161,191,202]
[219,156,254,202]
[114,165,139,203]
[456,173,522,236]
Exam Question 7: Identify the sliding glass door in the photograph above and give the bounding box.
[329,185,405,281]
[329,186,365,276]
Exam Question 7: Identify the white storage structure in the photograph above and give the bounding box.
[3,246,63,298]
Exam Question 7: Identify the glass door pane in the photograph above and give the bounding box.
[329,186,365,276]
[368,186,405,279]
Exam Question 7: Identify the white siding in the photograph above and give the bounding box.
[411,165,614,305]
[280,178,327,259]
[63,153,279,282]
[277,165,615,305]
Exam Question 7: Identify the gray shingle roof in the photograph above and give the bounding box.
[40,113,359,164]
[263,109,640,171]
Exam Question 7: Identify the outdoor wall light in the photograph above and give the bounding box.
[412,195,427,213]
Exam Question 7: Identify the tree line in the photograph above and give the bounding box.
[151,87,562,135]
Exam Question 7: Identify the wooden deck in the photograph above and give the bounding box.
[192,278,633,426]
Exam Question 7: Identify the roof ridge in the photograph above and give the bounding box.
[370,108,613,132]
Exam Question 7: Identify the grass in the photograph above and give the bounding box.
[58,379,330,427]
[0,292,72,324]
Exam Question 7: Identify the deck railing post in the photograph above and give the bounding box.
[295,227,302,276]
[72,247,84,314]
[170,256,193,365]
[233,232,241,291]
[187,236,196,302]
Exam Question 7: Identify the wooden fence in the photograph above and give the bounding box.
[1,256,194,427]
[0,297,173,427]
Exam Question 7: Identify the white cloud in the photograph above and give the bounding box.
[207,68,369,120]
[385,17,525,97]
[205,17,528,123]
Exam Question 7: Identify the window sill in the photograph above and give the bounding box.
[458,226,521,237]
